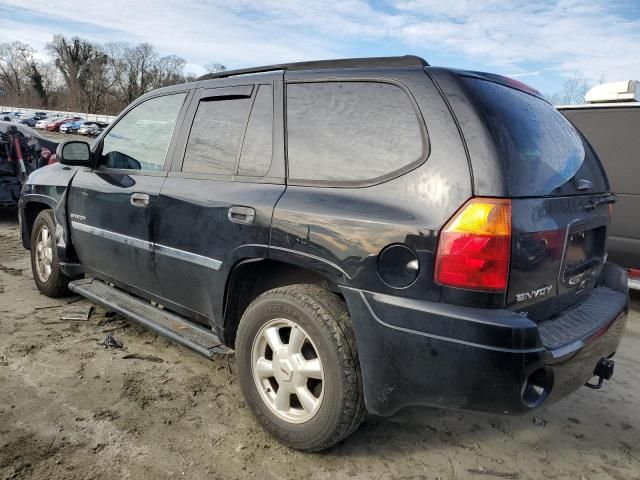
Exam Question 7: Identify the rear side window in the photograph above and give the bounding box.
[286,82,424,183]
[182,97,252,175]
[463,78,606,196]
[238,85,273,177]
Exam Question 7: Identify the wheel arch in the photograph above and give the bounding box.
[21,196,56,249]
[222,258,342,348]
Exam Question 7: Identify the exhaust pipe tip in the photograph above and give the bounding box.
[521,367,554,408]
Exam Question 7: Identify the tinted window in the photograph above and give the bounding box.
[182,96,252,175]
[463,78,605,196]
[287,82,423,182]
[102,93,185,170]
[238,85,273,177]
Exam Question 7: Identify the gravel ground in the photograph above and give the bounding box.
[0,207,639,480]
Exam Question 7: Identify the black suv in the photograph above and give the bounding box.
[19,56,629,451]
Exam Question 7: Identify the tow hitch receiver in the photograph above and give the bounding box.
[585,357,615,390]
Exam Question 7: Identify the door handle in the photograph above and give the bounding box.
[130,192,150,208]
[228,205,255,225]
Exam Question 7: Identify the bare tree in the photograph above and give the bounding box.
[549,73,589,105]
[107,42,159,104]
[3,35,195,114]
[46,35,111,112]
[151,54,187,89]
[205,63,227,73]
[0,41,34,97]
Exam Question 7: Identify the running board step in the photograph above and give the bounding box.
[69,278,231,358]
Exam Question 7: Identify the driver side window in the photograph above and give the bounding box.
[101,93,186,171]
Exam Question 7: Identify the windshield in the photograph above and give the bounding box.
[463,77,601,196]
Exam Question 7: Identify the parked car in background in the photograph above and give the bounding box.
[1,112,22,122]
[47,117,83,132]
[19,56,628,451]
[20,113,49,127]
[60,119,86,134]
[78,121,107,136]
[559,80,640,290]
[35,116,59,129]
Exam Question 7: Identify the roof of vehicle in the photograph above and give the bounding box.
[196,55,429,81]
[444,68,545,100]
[195,56,547,103]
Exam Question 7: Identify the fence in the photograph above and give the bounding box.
[0,105,117,124]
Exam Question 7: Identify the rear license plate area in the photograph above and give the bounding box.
[562,226,605,288]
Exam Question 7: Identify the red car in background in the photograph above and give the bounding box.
[46,116,82,132]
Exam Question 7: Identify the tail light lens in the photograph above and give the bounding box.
[435,198,512,292]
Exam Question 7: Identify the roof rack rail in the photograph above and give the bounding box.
[197,55,428,81]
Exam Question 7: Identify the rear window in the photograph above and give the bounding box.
[463,78,606,196]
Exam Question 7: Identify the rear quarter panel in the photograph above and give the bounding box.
[272,67,472,298]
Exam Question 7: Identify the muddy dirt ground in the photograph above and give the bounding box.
[0,207,638,480]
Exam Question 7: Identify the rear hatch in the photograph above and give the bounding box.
[461,76,613,321]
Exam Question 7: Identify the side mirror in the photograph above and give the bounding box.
[56,141,92,166]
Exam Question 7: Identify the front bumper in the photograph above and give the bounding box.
[341,262,629,417]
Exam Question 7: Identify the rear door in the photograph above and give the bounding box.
[68,91,189,295]
[154,74,285,325]
[460,77,612,320]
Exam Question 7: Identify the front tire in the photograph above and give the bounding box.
[30,210,71,297]
[236,284,365,451]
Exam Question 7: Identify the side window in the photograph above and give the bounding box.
[286,82,424,182]
[101,93,186,171]
[238,85,273,177]
[182,96,252,175]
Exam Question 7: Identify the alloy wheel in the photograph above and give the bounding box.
[251,318,325,424]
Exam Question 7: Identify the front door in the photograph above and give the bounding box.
[68,91,189,295]
[154,77,285,325]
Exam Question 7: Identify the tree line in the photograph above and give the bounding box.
[1,34,602,114]
[0,35,226,115]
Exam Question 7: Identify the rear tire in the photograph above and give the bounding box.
[30,210,71,297]
[236,284,365,451]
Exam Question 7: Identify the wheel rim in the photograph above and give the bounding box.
[251,318,325,424]
[35,225,53,283]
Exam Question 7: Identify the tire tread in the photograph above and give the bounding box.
[237,284,366,451]
[30,210,71,297]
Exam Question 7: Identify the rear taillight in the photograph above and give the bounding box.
[435,198,512,292]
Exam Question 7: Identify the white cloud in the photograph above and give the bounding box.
[394,0,640,82]
[2,0,640,85]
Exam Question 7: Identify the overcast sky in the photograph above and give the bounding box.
[1,0,639,95]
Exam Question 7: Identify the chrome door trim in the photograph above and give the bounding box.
[70,221,223,271]
[154,244,222,271]
[71,221,152,251]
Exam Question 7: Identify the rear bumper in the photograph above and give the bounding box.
[341,262,629,416]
